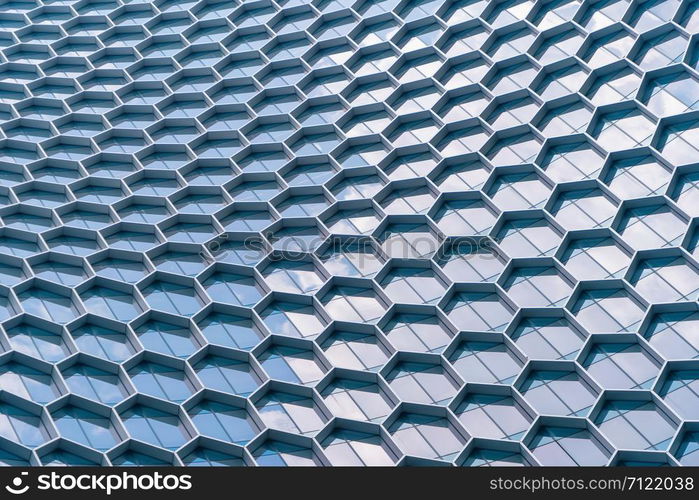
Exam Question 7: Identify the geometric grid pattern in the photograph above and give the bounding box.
[0,0,696,467]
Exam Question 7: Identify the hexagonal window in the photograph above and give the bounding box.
[585,338,660,390]
[250,438,321,466]
[633,28,687,71]
[494,215,562,258]
[218,206,276,232]
[527,423,611,466]
[254,389,328,435]
[642,70,699,117]
[17,284,76,323]
[670,169,699,217]
[193,354,263,397]
[256,343,327,385]
[379,184,436,215]
[460,443,532,466]
[187,398,260,445]
[557,234,631,280]
[570,285,646,334]
[673,429,699,466]
[0,259,28,286]
[616,202,687,250]
[0,361,62,404]
[266,223,325,254]
[161,220,220,244]
[441,287,515,332]
[319,360,394,417]
[128,360,196,403]
[593,397,678,451]
[119,404,192,450]
[384,359,461,405]
[431,195,499,236]
[5,319,71,362]
[380,310,453,353]
[379,267,449,306]
[324,205,384,237]
[447,338,523,385]
[80,284,144,322]
[260,259,326,294]
[487,169,551,211]
[642,307,699,359]
[103,227,161,252]
[133,317,201,358]
[181,445,247,466]
[141,278,208,316]
[629,254,699,303]
[501,263,575,308]
[549,187,618,230]
[318,325,392,371]
[200,270,265,307]
[69,317,134,360]
[377,222,441,260]
[435,238,506,282]
[90,255,150,284]
[196,309,265,351]
[591,107,656,152]
[319,284,388,324]
[657,366,699,420]
[657,118,699,166]
[508,314,586,360]
[317,239,385,279]
[62,363,130,405]
[51,405,122,451]
[603,151,672,199]
[40,447,100,466]
[387,411,467,462]
[537,140,605,183]
[0,400,52,447]
[258,299,327,340]
[452,389,533,440]
[321,427,398,466]
[111,446,171,466]
[518,367,598,417]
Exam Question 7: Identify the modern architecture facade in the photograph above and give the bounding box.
[0,0,695,466]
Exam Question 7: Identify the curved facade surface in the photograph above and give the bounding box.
[0,0,696,467]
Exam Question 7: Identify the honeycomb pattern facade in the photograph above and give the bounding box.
[0,0,696,467]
